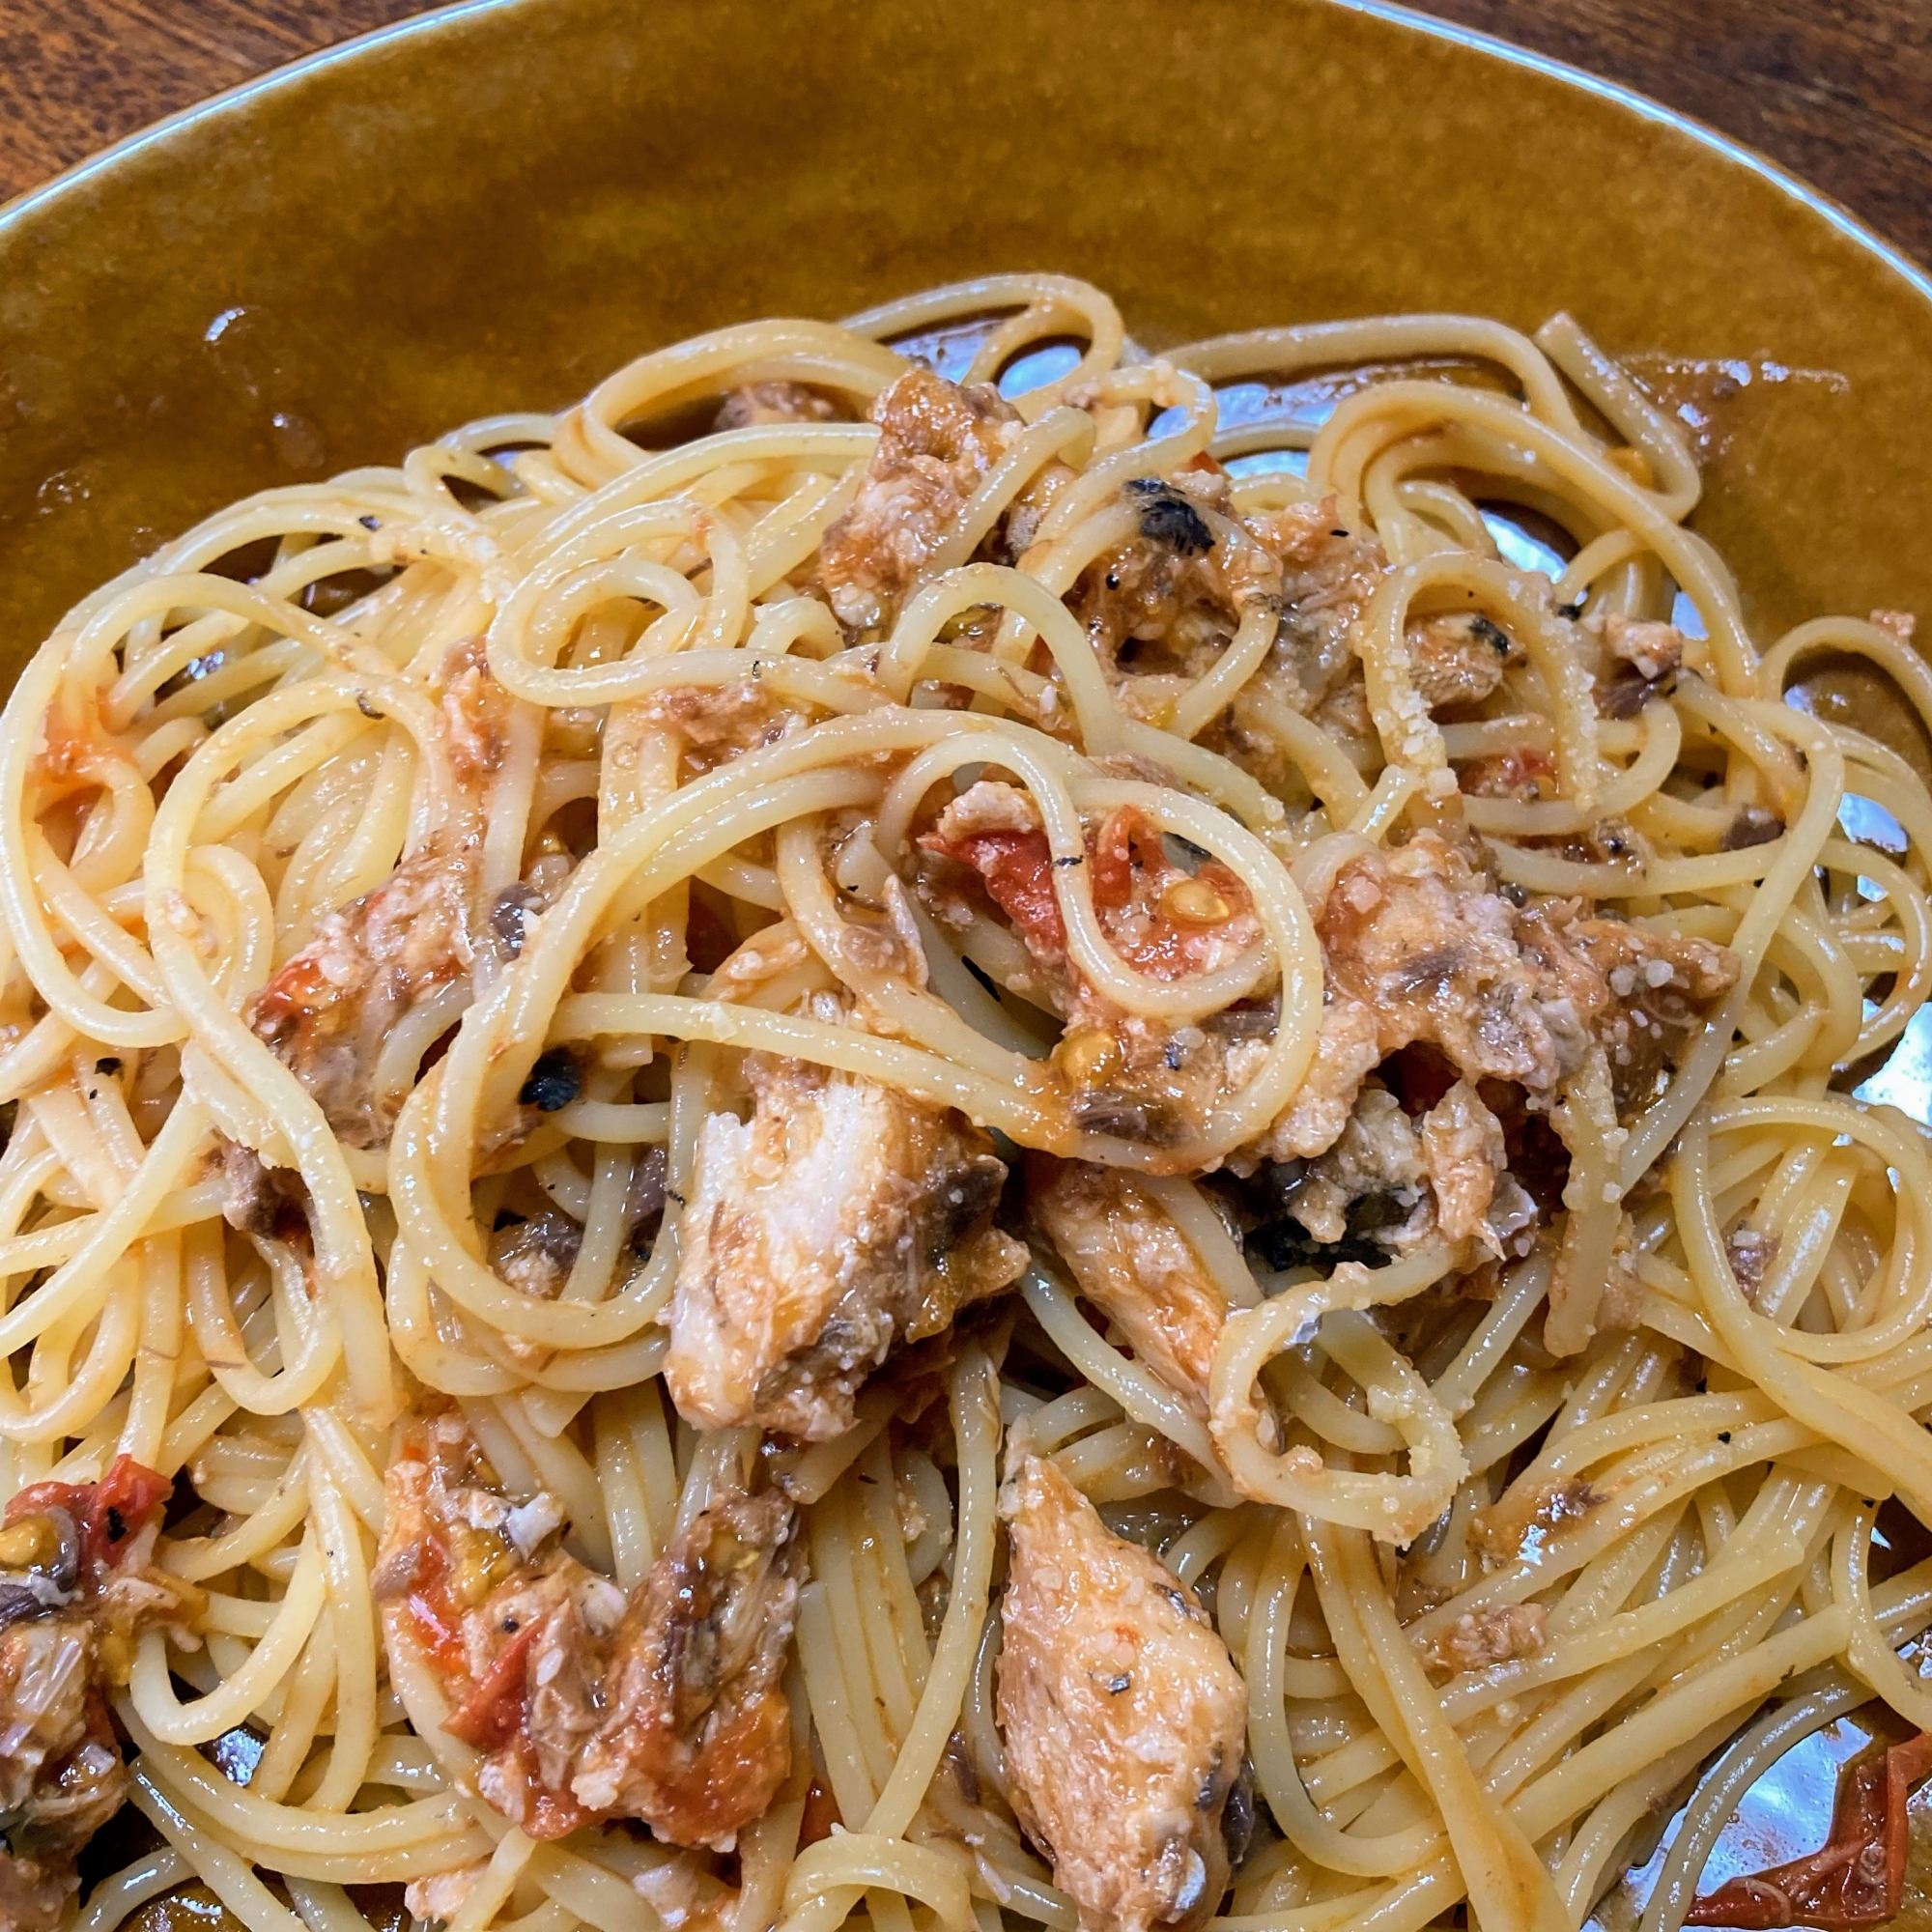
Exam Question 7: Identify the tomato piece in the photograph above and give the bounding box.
[506,1734,593,1841]
[1090,807,1254,980]
[799,1775,842,1848]
[90,1456,173,1562]
[441,1618,542,1751]
[249,952,334,1031]
[405,1537,469,1678]
[1688,1731,1932,1928]
[927,828,1067,961]
[9,1454,173,1578]
[5,1479,91,1531]
[928,805,1254,986]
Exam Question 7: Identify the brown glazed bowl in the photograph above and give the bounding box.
[0,0,1926,1901]
[2,0,1931,739]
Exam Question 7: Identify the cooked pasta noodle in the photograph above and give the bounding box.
[1,272,1929,1932]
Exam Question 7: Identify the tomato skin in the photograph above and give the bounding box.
[440,1617,541,1750]
[8,1454,174,1579]
[437,1609,591,1842]
[250,953,333,1030]
[798,1776,842,1848]
[1688,1731,1932,1929]
[404,1537,469,1678]
[932,827,1067,960]
[1088,806,1145,912]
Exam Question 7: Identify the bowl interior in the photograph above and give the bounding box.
[3,0,1930,759]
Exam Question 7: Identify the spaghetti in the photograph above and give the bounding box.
[0,273,1929,1932]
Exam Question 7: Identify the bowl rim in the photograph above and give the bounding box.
[4,0,1929,319]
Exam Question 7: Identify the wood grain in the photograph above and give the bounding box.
[1415,0,1932,271]
[0,0,424,201]
[0,0,1927,275]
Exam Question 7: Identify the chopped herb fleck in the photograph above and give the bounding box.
[519,1049,582,1112]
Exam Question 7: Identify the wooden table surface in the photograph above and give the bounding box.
[1,0,1929,272]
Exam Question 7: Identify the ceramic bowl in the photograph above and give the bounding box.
[3,0,1929,730]
[2,0,1928,1904]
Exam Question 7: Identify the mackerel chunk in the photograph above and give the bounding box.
[999,1453,1248,1932]
[665,1055,1027,1440]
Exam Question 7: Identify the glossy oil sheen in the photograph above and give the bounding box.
[2,0,1931,749]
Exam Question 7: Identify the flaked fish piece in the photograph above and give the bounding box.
[818,366,1020,633]
[1416,1603,1547,1682]
[1514,896,1738,1112]
[713,381,845,431]
[570,1490,802,1850]
[666,1054,1026,1441]
[244,636,517,1150]
[1263,830,1738,1162]
[245,838,475,1150]
[999,1452,1248,1932]
[1032,1161,1226,1415]
[1418,1079,1510,1252]
[1074,469,1279,716]
[1208,497,1388,784]
[1406,612,1524,712]
[1247,1076,1520,1269]
[375,1409,801,1851]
